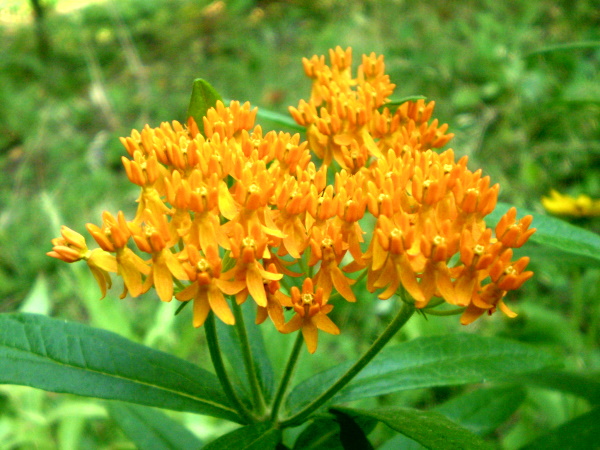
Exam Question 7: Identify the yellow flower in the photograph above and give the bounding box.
[542,190,600,217]
[281,278,340,354]
[47,226,117,298]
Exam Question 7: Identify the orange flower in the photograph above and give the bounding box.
[255,263,291,329]
[281,278,340,354]
[86,211,150,298]
[495,207,536,248]
[460,252,532,325]
[308,224,356,302]
[47,226,117,298]
[129,211,188,302]
[365,214,424,304]
[47,226,89,263]
[223,223,283,307]
[176,244,242,327]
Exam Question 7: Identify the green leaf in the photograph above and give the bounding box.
[520,406,600,450]
[0,313,240,423]
[513,370,600,405]
[216,301,275,403]
[293,418,343,450]
[187,79,223,135]
[108,402,203,450]
[378,95,427,112]
[329,409,374,450]
[487,202,600,264]
[287,334,558,413]
[292,414,378,450]
[203,422,281,450]
[524,41,600,57]
[435,385,526,435]
[256,108,305,132]
[334,406,493,450]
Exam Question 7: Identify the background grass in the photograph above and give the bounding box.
[1,0,599,448]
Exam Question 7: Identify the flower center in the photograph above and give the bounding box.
[433,235,445,246]
[301,293,314,304]
[144,224,156,238]
[197,258,210,272]
[474,244,485,255]
[321,237,333,248]
[242,236,256,248]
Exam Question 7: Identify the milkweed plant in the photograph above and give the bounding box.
[3,47,565,449]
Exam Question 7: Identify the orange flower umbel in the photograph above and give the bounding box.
[49,47,535,349]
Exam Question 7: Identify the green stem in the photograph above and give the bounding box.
[204,311,256,424]
[232,301,267,416]
[279,300,415,428]
[270,332,304,421]
[354,268,368,285]
[422,307,466,316]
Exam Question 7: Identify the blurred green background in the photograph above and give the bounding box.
[1,0,599,448]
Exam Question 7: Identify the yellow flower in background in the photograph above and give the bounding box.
[542,190,600,217]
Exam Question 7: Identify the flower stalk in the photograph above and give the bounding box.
[270,331,305,422]
[231,300,268,417]
[204,311,256,424]
[280,299,415,427]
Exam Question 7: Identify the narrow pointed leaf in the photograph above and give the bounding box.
[287,334,558,413]
[256,108,305,132]
[378,96,427,113]
[217,300,275,402]
[512,370,600,404]
[334,406,493,450]
[525,41,600,57]
[520,406,600,450]
[330,409,374,450]
[293,415,378,450]
[488,202,600,264]
[434,385,526,435]
[187,79,223,135]
[0,313,240,422]
[203,422,281,450]
[108,402,203,449]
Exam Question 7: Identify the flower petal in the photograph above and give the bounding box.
[312,313,340,335]
[301,320,319,354]
[193,293,211,328]
[208,285,235,325]
[281,314,303,334]
[246,266,267,307]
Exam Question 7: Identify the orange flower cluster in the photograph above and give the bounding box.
[49,47,535,352]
